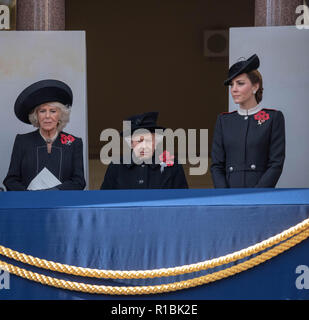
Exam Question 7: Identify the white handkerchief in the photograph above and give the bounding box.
[27,167,61,191]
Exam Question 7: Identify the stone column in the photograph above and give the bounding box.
[255,0,304,26]
[16,0,65,30]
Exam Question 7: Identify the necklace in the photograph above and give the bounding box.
[40,130,58,144]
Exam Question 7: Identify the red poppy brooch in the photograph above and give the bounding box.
[61,134,75,145]
[159,151,174,173]
[254,110,270,125]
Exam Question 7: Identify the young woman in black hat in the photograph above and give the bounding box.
[211,54,285,188]
[3,79,86,191]
[100,112,188,189]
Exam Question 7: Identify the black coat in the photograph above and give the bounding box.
[211,108,285,188]
[3,130,86,191]
[100,156,188,190]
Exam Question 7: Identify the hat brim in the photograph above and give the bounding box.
[224,54,260,86]
[14,79,73,124]
[121,125,165,137]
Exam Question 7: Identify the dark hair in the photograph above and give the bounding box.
[247,70,263,104]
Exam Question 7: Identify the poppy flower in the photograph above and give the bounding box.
[159,151,174,167]
[61,134,75,145]
[254,110,270,125]
[254,110,270,121]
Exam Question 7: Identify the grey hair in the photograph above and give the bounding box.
[124,131,163,147]
[28,102,71,132]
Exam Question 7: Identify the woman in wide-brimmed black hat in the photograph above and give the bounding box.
[3,79,86,191]
[100,112,188,189]
[211,54,285,188]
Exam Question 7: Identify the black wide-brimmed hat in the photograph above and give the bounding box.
[224,54,260,86]
[14,79,73,124]
[121,112,165,137]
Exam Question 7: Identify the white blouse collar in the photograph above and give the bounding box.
[237,104,262,116]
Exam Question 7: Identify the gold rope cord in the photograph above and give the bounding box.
[1,227,308,295]
[0,217,309,279]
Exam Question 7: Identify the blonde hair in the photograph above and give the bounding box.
[28,102,71,132]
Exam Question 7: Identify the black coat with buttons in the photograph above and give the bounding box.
[100,156,188,190]
[211,108,285,188]
[3,130,86,191]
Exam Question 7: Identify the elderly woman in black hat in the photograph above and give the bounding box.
[3,79,86,191]
[100,112,188,189]
[211,54,285,188]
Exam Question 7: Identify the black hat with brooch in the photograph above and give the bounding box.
[121,111,165,137]
[14,79,73,124]
[224,54,260,86]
